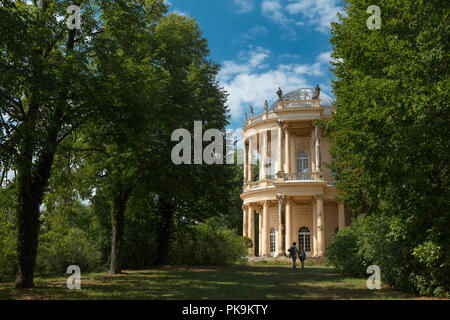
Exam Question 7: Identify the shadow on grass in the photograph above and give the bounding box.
[0,265,415,300]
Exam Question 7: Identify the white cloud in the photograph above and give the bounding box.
[219,48,332,121]
[261,0,342,35]
[249,25,269,36]
[262,0,293,26]
[233,0,254,13]
[286,0,341,33]
[219,47,271,82]
[233,25,269,44]
[316,51,332,64]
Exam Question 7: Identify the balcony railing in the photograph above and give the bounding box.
[243,179,276,192]
[278,172,324,181]
[243,172,326,192]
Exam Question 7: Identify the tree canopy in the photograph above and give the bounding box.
[325,0,449,296]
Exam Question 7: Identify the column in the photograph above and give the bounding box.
[284,126,291,173]
[312,200,317,256]
[277,121,284,173]
[262,201,269,256]
[338,202,345,231]
[258,210,262,256]
[315,126,321,171]
[243,205,248,237]
[310,126,316,172]
[248,136,254,182]
[260,131,268,179]
[316,195,325,256]
[277,195,286,256]
[248,205,255,255]
[285,198,292,249]
[244,141,248,183]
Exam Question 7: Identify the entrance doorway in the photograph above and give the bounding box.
[298,227,311,257]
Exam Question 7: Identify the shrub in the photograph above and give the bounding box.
[0,215,17,282]
[36,227,102,274]
[326,217,366,277]
[0,187,18,282]
[326,214,450,298]
[170,217,248,265]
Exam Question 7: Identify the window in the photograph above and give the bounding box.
[270,228,276,256]
[298,227,311,253]
[297,152,309,173]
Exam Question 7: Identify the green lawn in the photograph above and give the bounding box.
[0,262,423,300]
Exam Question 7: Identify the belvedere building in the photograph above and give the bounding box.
[241,87,351,257]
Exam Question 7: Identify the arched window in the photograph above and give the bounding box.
[298,227,311,254]
[297,152,309,173]
[270,228,276,256]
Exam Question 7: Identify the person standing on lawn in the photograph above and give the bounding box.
[288,242,300,271]
[299,245,306,269]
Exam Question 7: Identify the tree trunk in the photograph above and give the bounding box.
[155,195,174,266]
[109,189,132,274]
[15,173,40,288]
[15,129,59,288]
[14,102,63,288]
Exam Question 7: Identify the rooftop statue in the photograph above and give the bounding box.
[264,100,268,112]
[314,85,321,100]
[244,112,248,122]
[249,106,254,117]
[276,87,283,100]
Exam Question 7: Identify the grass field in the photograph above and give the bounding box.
[0,262,424,300]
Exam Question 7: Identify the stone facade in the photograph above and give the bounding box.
[241,88,351,257]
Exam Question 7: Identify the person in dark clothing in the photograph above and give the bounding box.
[299,245,306,269]
[288,242,299,271]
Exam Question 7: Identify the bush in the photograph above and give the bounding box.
[0,215,17,282]
[36,227,102,274]
[170,217,248,265]
[325,217,366,277]
[326,214,450,298]
[0,187,18,282]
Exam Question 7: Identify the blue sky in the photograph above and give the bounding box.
[165,0,343,128]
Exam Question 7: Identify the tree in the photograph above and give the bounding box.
[0,0,167,287]
[326,0,449,295]
[131,13,237,265]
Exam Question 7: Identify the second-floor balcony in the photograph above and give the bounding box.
[243,171,331,193]
[277,172,324,181]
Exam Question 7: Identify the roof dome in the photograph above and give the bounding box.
[270,88,334,110]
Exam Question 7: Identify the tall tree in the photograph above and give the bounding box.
[73,11,235,272]
[326,0,449,292]
[0,0,166,287]
[142,14,236,265]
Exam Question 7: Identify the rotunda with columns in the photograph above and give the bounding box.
[241,87,351,257]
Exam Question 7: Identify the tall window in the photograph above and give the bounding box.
[298,227,311,253]
[270,228,276,256]
[297,152,309,173]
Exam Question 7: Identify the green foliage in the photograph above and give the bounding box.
[0,0,243,283]
[36,196,104,274]
[326,219,366,277]
[170,218,248,265]
[120,190,160,269]
[37,227,102,274]
[325,0,450,297]
[0,186,17,281]
[327,215,450,298]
